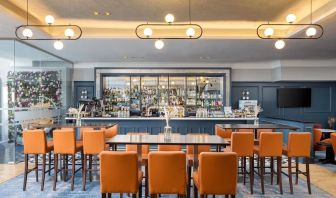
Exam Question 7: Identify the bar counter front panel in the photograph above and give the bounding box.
[65,117,256,135]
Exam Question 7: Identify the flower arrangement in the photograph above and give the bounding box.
[254,105,263,117]
[163,105,178,127]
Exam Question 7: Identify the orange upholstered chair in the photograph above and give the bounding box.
[332,133,336,155]
[82,129,106,191]
[253,132,283,194]
[158,145,182,151]
[283,132,312,194]
[105,124,118,138]
[193,152,238,198]
[215,125,232,138]
[52,129,83,191]
[237,129,254,133]
[256,129,273,139]
[100,151,143,198]
[313,129,331,152]
[80,127,94,139]
[148,151,187,197]
[22,129,54,191]
[225,132,254,194]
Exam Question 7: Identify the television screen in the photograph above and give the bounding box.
[277,88,311,108]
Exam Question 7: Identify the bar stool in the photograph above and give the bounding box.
[126,132,150,197]
[193,152,238,198]
[253,132,283,194]
[186,133,211,197]
[237,129,254,132]
[104,124,118,150]
[313,128,331,154]
[282,132,311,194]
[53,129,84,191]
[100,151,143,198]
[158,144,182,151]
[82,129,106,191]
[80,127,94,140]
[256,129,273,139]
[215,125,232,151]
[148,151,187,197]
[22,129,54,191]
[225,132,254,194]
[332,133,336,155]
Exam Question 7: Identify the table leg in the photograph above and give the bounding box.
[321,146,336,164]
[193,145,199,169]
[137,144,142,170]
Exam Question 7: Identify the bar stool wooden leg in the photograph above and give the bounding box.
[35,154,39,182]
[260,157,265,194]
[102,193,106,198]
[270,157,274,185]
[295,157,299,185]
[187,165,192,198]
[243,157,246,185]
[83,154,87,191]
[108,193,112,198]
[277,156,283,194]
[53,154,59,191]
[41,154,46,191]
[71,154,76,191]
[288,157,293,194]
[306,157,311,194]
[145,165,149,198]
[249,156,254,194]
[193,183,198,198]
[48,151,52,176]
[89,155,93,182]
[23,154,28,191]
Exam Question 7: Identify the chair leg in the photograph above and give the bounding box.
[277,156,283,194]
[306,157,312,194]
[82,154,87,191]
[89,155,93,182]
[249,156,254,194]
[139,182,142,198]
[288,157,293,194]
[23,154,28,191]
[187,165,192,198]
[41,154,46,191]
[243,157,246,185]
[108,193,112,198]
[260,157,265,194]
[193,183,198,198]
[53,154,58,191]
[102,193,106,198]
[150,194,157,198]
[71,154,76,191]
[35,154,39,182]
[295,157,299,185]
[270,157,274,185]
[145,165,149,198]
[48,151,52,176]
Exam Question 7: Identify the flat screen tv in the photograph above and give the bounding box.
[277,88,311,108]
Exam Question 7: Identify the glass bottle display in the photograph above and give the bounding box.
[130,76,141,116]
[141,76,158,116]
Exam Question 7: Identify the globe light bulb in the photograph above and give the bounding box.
[155,39,164,49]
[143,27,153,37]
[54,40,64,50]
[264,27,274,37]
[45,15,55,25]
[306,27,317,37]
[186,27,195,37]
[22,28,33,38]
[165,14,174,23]
[286,14,296,23]
[64,28,75,38]
[274,40,285,50]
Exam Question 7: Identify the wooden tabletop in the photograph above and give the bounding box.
[106,134,229,145]
[216,124,299,130]
[29,123,116,129]
[317,129,336,133]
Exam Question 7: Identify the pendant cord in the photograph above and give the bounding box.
[189,0,191,24]
[26,0,29,25]
[310,0,313,24]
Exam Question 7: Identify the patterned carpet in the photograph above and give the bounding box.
[0,165,333,198]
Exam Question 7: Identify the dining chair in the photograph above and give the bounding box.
[331,133,336,155]
[225,132,254,194]
[253,132,283,194]
[237,129,254,133]
[193,152,238,198]
[313,128,331,153]
[80,127,95,140]
[53,129,84,191]
[215,125,232,151]
[22,129,54,191]
[104,124,119,150]
[256,129,273,139]
[82,129,106,191]
[148,151,187,197]
[282,132,311,194]
[100,151,143,198]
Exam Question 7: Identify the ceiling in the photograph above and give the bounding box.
[0,0,336,63]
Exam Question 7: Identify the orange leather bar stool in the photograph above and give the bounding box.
[332,133,336,155]
[82,129,106,191]
[282,132,311,194]
[158,144,182,151]
[313,128,331,154]
[253,132,283,194]
[100,151,143,198]
[225,132,254,194]
[193,152,238,198]
[104,124,119,150]
[186,133,211,197]
[53,129,84,191]
[126,132,150,197]
[237,129,254,133]
[80,127,94,140]
[215,125,232,151]
[256,129,273,139]
[22,129,54,191]
[148,151,187,197]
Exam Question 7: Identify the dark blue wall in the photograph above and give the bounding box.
[232,82,336,127]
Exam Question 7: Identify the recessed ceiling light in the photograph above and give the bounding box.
[94,11,100,16]
[105,12,111,16]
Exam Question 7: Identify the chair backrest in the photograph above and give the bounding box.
[148,151,187,195]
[53,129,76,154]
[287,132,311,157]
[313,129,322,144]
[187,134,211,155]
[198,152,238,195]
[105,125,119,138]
[331,133,336,155]
[22,129,47,154]
[231,132,254,157]
[237,129,254,133]
[158,145,182,151]
[126,132,150,154]
[259,132,283,157]
[257,129,273,139]
[100,151,139,194]
[80,127,94,139]
[215,125,232,139]
[83,130,106,154]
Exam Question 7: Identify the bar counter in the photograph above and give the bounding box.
[65,117,257,135]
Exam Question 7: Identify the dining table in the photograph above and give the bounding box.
[105,134,230,169]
